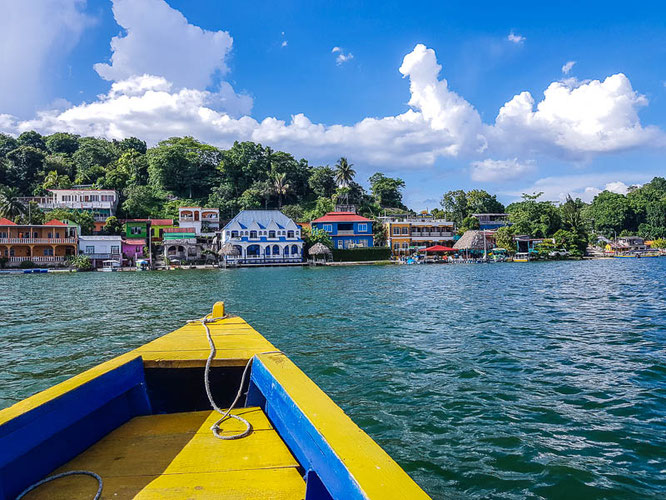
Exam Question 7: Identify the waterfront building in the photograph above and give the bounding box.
[219,210,303,263]
[472,213,510,230]
[122,238,145,264]
[163,227,201,262]
[311,212,374,250]
[615,236,647,252]
[0,218,78,266]
[123,219,175,242]
[514,235,546,254]
[178,207,220,235]
[18,187,118,222]
[79,235,122,268]
[380,213,455,256]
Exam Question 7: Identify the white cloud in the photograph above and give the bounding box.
[490,74,662,158]
[94,0,233,90]
[332,46,354,65]
[507,32,525,44]
[281,40,288,48]
[470,158,534,182]
[0,0,91,116]
[505,173,650,203]
[561,61,576,74]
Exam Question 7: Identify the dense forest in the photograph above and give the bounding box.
[0,130,664,255]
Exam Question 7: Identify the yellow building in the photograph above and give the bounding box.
[380,214,456,256]
[0,218,78,266]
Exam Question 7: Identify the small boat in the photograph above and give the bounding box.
[100,260,120,272]
[0,302,429,499]
[514,252,530,262]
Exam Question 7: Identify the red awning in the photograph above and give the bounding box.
[423,245,456,252]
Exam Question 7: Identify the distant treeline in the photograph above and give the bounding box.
[0,131,664,250]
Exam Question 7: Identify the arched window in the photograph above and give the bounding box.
[291,244,299,255]
[231,231,238,238]
[269,230,276,238]
[247,245,260,257]
[272,244,280,255]
[284,246,290,256]
[265,246,271,256]
[250,230,257,239]
[287,230,294,238]
[168,246,177,255]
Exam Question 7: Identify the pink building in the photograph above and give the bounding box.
[122,238,145,264]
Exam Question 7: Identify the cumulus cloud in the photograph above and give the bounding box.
[561,61,576,74]
[506,174,649,203]
[0,0,92,116]
[95,0,233,90]
[507,32,525,44]
[470,158,534,182]
[490,74,662,158]
[332,46,354,65]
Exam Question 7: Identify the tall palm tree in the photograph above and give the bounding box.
[0,187,26,220]
[272,172,290,209]
[334,157,355,206]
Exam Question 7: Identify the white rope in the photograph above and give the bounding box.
[188,315,253,440]
[16,470,102,500]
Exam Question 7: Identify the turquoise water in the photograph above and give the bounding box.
[1,259,665,498]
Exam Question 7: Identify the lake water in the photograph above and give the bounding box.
[1,259,665,498]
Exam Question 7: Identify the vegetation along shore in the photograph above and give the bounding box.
[0,130,664,270]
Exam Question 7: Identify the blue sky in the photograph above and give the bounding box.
[1,0,664,210]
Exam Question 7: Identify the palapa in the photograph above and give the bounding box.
[453,230,488,251]
[218,243,241,256]
[308,242,332,256]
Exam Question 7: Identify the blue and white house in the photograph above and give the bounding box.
[219,210,304,263]
[311,211,374,249]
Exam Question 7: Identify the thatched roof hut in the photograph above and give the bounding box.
[453,230,490,251]
[308,242,332,256]
[218,243,240,257]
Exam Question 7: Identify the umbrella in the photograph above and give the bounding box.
[308,242,332,256]
[423,245,456,252]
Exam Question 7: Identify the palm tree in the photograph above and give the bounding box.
[0,187,26,220]
[334,157,355,206]
[272,172,290,209]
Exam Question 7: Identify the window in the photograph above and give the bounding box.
[393,227,400,235]
[402,242,408,249]
[85,246,95,254]
[47,232,52,239]
[358,223,367,232]
[231,231,238,238]
[287,230,294,238]
[394,243,399,250]
[131,226,142,235]
[323,224,333,233]
[250,230,257,238]
[43,248,53,256]
[402,227,409,235]
[291,244,299,255]
[269,230,276,238]
[337,240,344,249]
[111,246,120,255]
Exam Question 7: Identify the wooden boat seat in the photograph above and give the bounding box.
[23,408,305,499]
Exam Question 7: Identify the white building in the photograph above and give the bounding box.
[19,187,118,221]
[178,207,220,235]
[219,210,303,264]
[79,235,122,268]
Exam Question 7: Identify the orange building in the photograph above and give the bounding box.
[0,218,78,266]
[380,214,456,256]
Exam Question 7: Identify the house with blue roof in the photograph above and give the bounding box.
[219,210,304,264]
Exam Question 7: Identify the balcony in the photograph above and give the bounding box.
[84,253,121,260]
[410,232,454,239]
[335,230,356,236]
[9,256,66,263]
[0,238,77,244]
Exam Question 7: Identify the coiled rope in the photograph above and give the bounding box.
[16,470,102,500]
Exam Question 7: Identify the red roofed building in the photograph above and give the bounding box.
[311,212,374,249]
[0,218,78,267]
